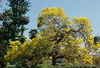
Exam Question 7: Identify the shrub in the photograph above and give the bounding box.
[15,62,30,68]
[35,63,98,68]
[5,65,15,68]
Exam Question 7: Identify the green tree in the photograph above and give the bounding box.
[2,0,30,44]
[29,29,37,40]
[94,36,100,44]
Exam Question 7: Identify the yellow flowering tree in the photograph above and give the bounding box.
[4,7,100,66]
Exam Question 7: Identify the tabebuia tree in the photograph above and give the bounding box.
[4,7,100,66]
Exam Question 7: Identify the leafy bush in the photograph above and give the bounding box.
[5,65,15,68]
[5,63,98,68]
[35,63,98,68]
[15,62,30,68]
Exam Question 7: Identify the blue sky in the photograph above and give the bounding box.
[0,0,100,39]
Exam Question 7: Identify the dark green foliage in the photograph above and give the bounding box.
[30,64,37,68]
[94,36,100,44]
[29,29,37,40]
[19,35,26,44]
[2,0,30,44]
[15,62,30,68]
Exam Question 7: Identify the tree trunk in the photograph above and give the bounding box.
[52,56,56,66]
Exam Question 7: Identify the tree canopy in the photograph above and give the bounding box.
[4,7,100,66]
[2,0,30,44]
[29,29,38,40]
[94,36,100,45]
